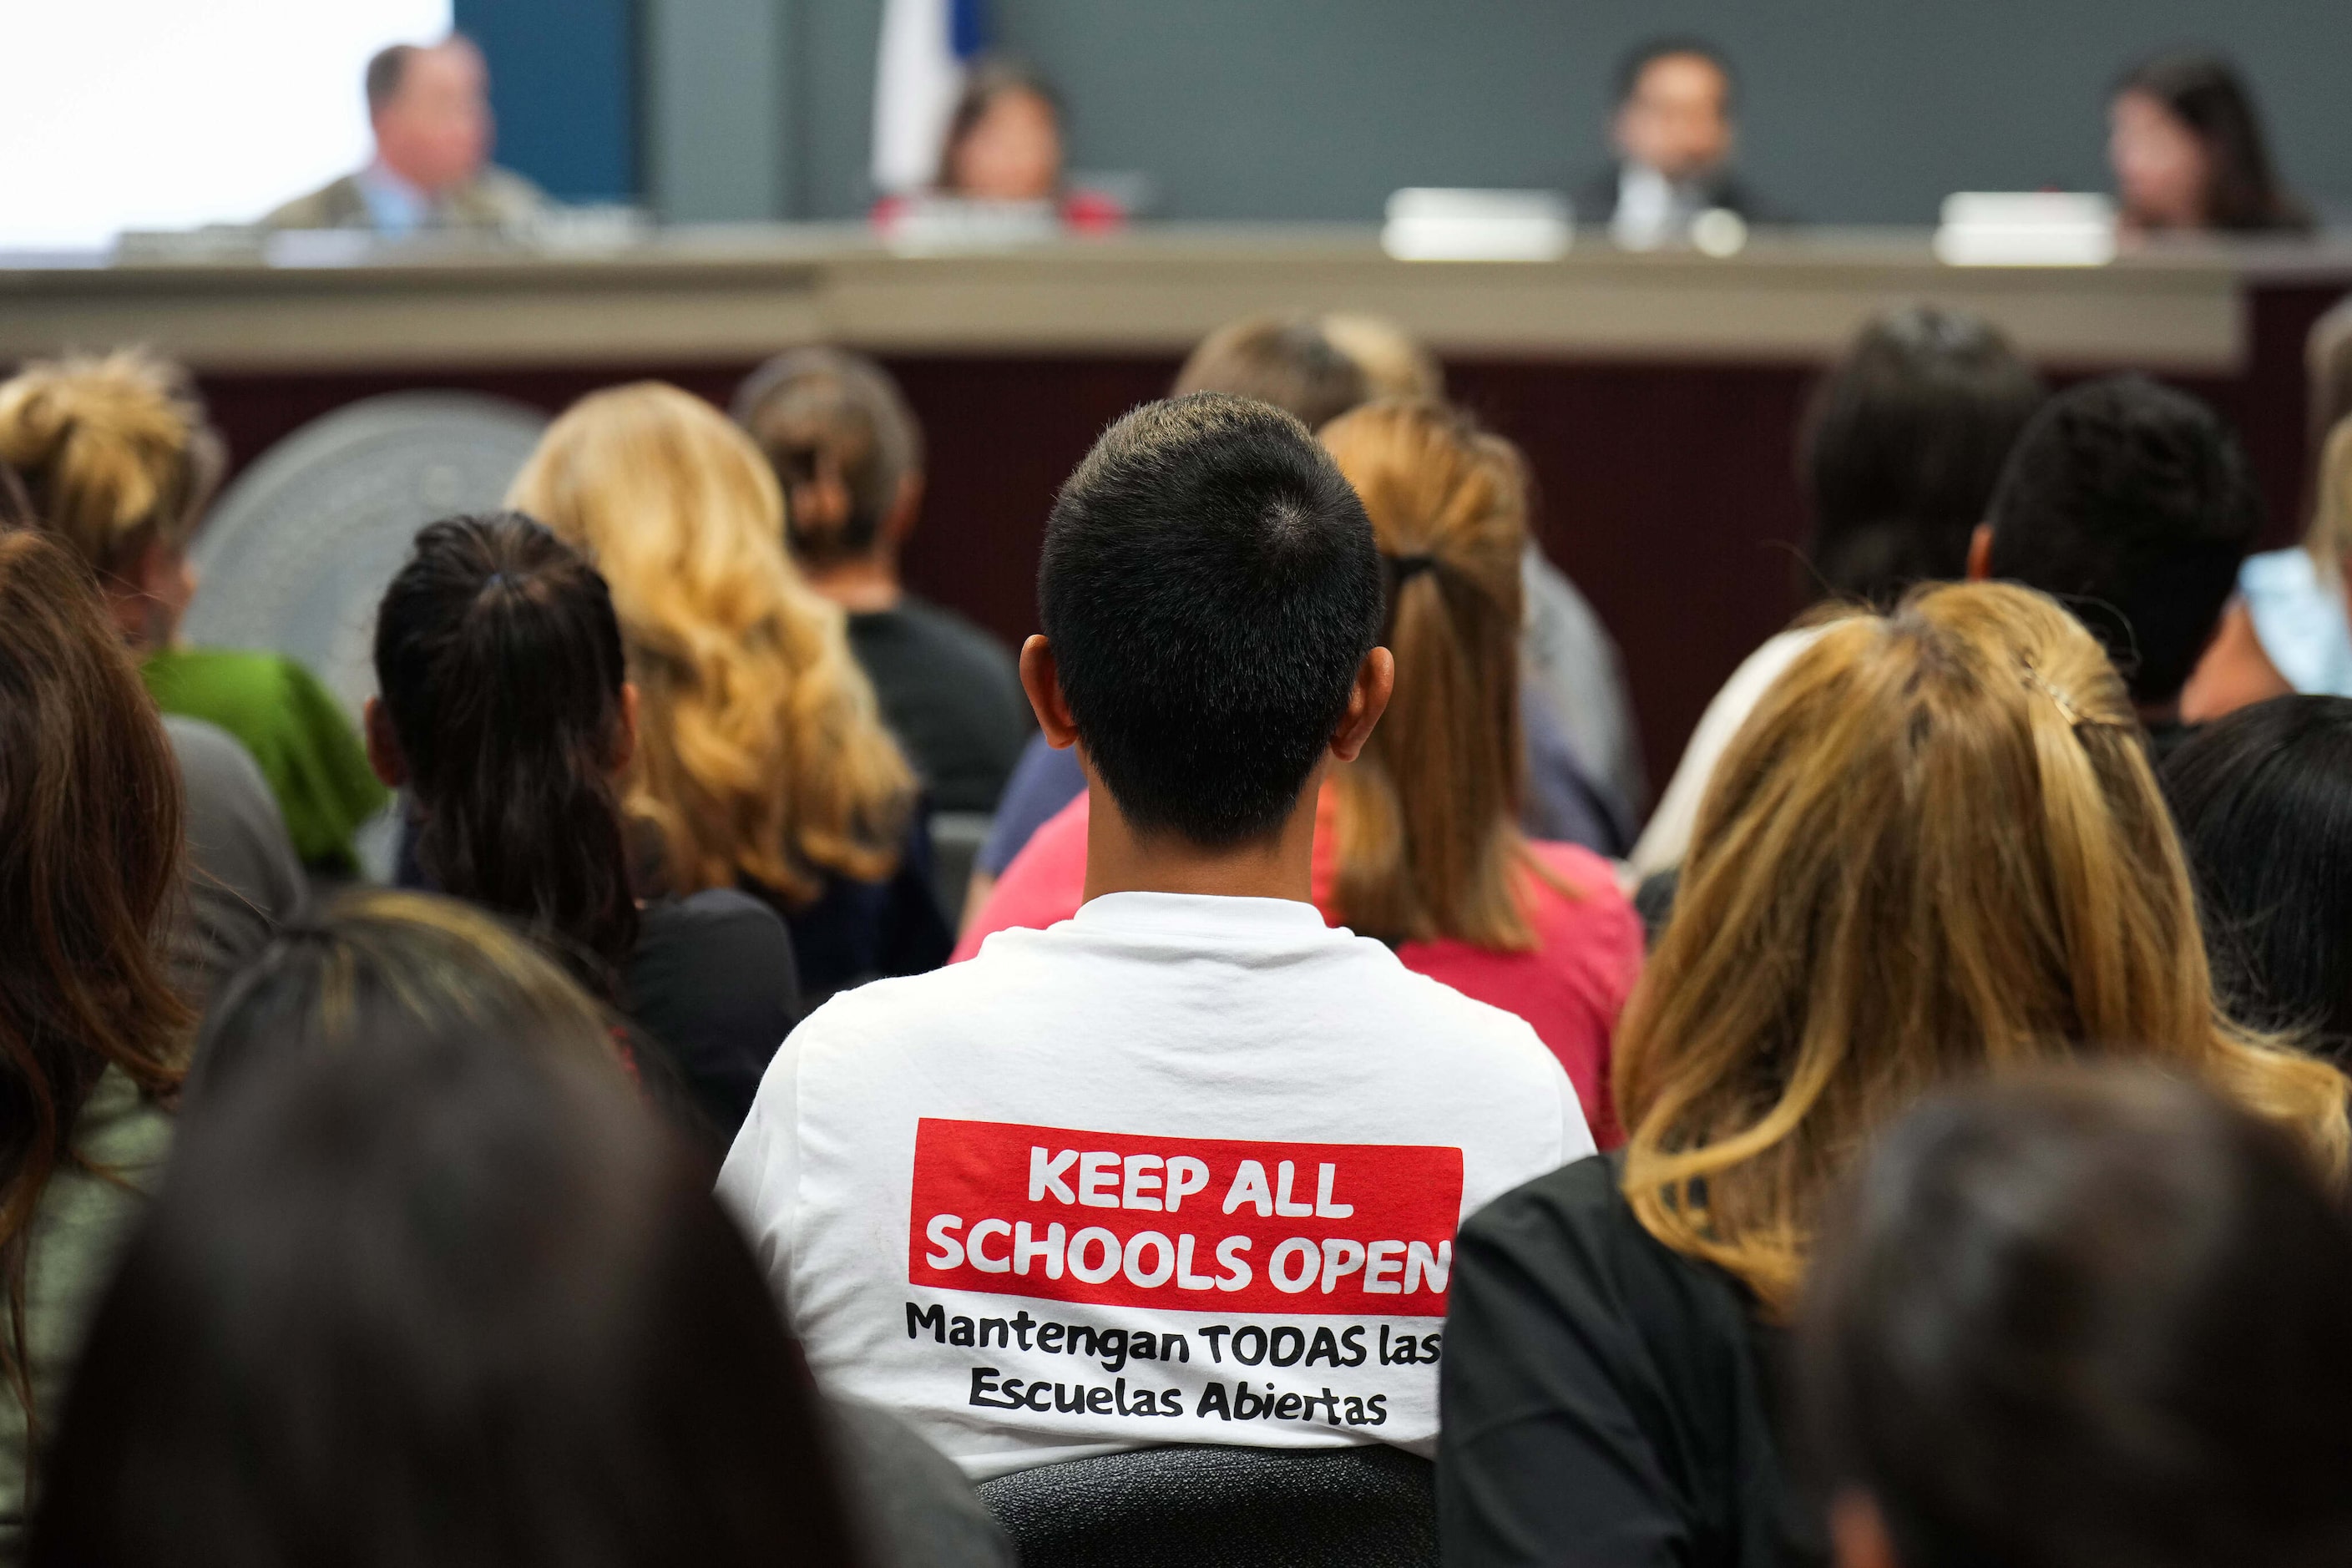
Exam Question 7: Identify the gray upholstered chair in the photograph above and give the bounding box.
[974,1444,1439,1568]
[928,810,996,924]
[183,391,550,722]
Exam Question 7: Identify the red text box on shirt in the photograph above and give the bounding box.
[907,1117,1464,1316]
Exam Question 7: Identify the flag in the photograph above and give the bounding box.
[871,0,989,195]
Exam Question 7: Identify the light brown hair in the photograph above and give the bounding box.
[508,383,916,905]
[0,351,224,582]
[1174,316,1372,432]
[1319,316,1445,402]
[2304,413,2352,576]
[1616,580,2349,1314]
[731,347,924,569]
[1320,400,1569,948]
[0,529,189,1428]
[191,888,624,1100]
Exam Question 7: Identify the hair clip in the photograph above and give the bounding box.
[2019,660,2087,728]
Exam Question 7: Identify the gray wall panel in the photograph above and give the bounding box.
[651,0,2352,225]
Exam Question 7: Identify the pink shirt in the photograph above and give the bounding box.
[955,789,1643,1146]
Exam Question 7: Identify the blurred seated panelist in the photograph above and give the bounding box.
[1578,38,1774,250]
[873,58,1124,238]
[261,34,551,236]
[2107,50,2310,237]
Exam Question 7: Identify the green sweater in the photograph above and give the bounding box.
[142,648,387,876]
[0,1069,174,1553]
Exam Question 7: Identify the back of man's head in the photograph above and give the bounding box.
[1985,375,2258,707]
[1172,317,1370,432]
[1040,392,1382,847]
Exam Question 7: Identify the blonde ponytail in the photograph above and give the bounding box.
[1320,399,1565,949]
[1617,581,2349,1316]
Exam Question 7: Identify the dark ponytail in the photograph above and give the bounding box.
[373,513,640,997]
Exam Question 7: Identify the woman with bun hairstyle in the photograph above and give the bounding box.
[1317,399,1644,1141]
[0,529,188,1546]
[734,347,1032,817]
[367,513,801,1144]
[0,352,384,875]
[1439,581,2349,1566]
[509,383,949,1004]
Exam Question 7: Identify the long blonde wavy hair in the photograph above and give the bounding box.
[1320,399,1569,948]
[1617,581,2349,1315]
[508,383,915,905]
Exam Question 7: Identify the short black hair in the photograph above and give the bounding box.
[1803,1069,2352,1568]
[365,43,415,112]
[2163,695,2352,1061]
[1985,374,2258,706]
[1039,392,1382,846]
[1803,306,2046,605]
[1613,36,1737,109]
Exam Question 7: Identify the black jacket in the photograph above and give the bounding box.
[1438,1153,1827,1567]
[1573,163,1780,228]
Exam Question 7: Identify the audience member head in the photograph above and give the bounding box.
[1616,580,2348,1313]
[1319,399,1544,947]
[2303,413,2352,575]
[1801,306,2045,604]
[2109,51,2305,234]
[1803,1069,2352,1568]
[1979,374,2259,713]
[190,889,620,1104]
[2307,301,2352,503]
[1173,316,1372,432]
[939,58,1064,201]
[0,351,224,650]
[2162,696,2352,1062]
[366,34,493,197]
[1318,316,1446,402]
[0,459,33,531]
[368,514,640,998]
[0,529,188,1428]
[1611,38,1737,185]
[508,382,914,906]
[35,913,857,1568]
[1032,392,1388,847]
[732,347,926,575]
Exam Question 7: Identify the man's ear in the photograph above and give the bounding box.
[1966,522,1995,582]
[1828,1491,1902,1568]
[363,696,408,789]
[1019,635,1080,749]
[1328,647,1395,764]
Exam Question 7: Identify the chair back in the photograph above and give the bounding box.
[928,810,994,923]
[184,391,549,719]
[975,1443,1438,1568]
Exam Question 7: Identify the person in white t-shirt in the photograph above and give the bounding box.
[720,392,1592,1480]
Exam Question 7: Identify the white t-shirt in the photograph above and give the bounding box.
[718,890,1592,1480]
[1625,625,1832,883]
